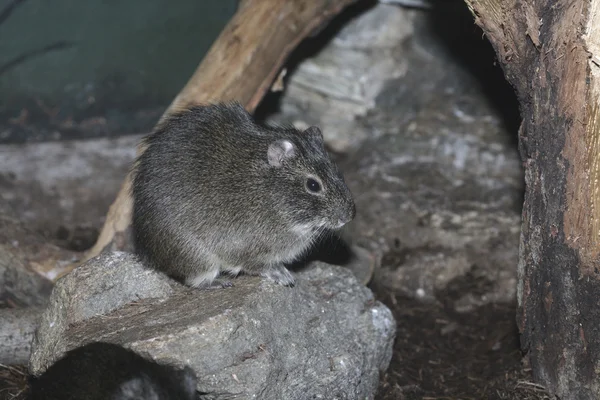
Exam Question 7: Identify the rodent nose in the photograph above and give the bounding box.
[336,202,356,227]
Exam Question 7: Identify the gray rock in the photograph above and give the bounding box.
[0,307,43,365]
[338,44,523,311]
[0,134,139,250]
[0,243,53,308]
[29,251,174,373]
[0,198,56,305]
[30,252,395,400]
[266,4,415,152]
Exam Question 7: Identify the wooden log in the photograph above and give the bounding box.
[463,0,600,398]
[84,0,359,264]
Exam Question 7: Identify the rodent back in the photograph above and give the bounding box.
[133,104,276,236]
[133,102,355,246]
[135,104,305,229]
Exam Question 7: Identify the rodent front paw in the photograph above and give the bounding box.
[261,266,295,287]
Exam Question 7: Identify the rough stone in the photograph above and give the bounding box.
[0,135,139,254]
[0,243,53,308]
[0,198,59,365]
[0,197,56,306]
[267,3,415,152]
[0,307,43,365]
[29,251,173,372]
[336,20,523,312]
[29,251,395,400]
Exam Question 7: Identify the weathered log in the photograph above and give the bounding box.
[84,0,359,264]
[464,0,600,398]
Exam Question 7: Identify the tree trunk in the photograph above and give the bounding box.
[464,0,600,398]
[84,0,359,265]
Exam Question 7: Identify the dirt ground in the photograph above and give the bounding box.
[372,287,551,400]
[0,365,27,400]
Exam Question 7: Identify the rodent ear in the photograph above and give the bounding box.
[267,139,296,167]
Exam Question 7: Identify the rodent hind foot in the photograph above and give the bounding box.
[261,265,295,287]
[185,271,232,290]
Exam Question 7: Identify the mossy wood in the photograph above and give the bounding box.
[464,0,600,398]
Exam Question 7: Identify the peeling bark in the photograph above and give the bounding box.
[464,0,600,398]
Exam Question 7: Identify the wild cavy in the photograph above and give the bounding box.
[132,102,355,289]
[28,342,197,400]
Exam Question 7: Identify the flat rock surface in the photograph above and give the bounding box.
[30,252,395,400]
[0,135,139,253]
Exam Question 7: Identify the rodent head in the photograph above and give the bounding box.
[265,125,356,234]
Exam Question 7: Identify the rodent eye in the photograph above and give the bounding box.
[306,178,322,193]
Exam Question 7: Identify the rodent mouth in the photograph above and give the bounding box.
[333,208,355,229]
[334,219,348,229]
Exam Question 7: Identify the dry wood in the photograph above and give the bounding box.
[464,0,600,398]
[84,0,359,264]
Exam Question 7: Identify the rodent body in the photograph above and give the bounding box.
[28,342,197,400]
[132,102,355,288]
